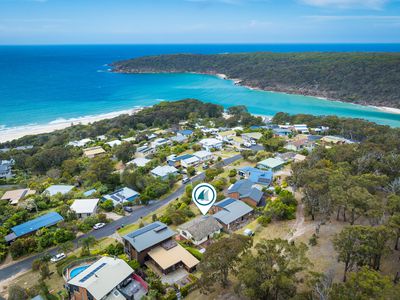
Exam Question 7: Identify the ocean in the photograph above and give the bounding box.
[0,44,399,133]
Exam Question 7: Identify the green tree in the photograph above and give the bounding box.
[237,239,310,300]
[79,236,96,256]
[198,234,252,293]
[331,267,400,300]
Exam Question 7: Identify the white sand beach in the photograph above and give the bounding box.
[0,107,143,143]
[372,106,400,115]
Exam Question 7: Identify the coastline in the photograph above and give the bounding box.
[213,73,400,115]
[0,108,143,144]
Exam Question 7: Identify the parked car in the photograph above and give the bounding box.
[93,222,106,230]
[202,164,209,170]
[50,253,66,263]
[244,228,254,236]
[124,206,133,213]
[182,177,190,184]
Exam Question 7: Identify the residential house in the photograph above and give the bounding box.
[103,187,140,205]
[257,157,286,172]
[83,146,106,158]
[284,139,309,152]
[211,198,254,231]
[4,212,64,243]
[70,199,99,219]
[123,222,199,274]
[241,132,262,144]
[177,129,193,137]
[216,130,236,143]
[320,135,354,145]
[106,140,122,147]
[135,145,156,158]
[273,128,292,137]
[168,154,199,168]
[96,135,107,141]
[294,154,307,162]
[127,157,151,167]
[0,159,14,179]
[1,188,36,205]
[151,138,172,149]
[238,166,273,186]
[193,150,214,163]
[170,135,188,143]
[122,137,136,143]
[199,138,223,152]
[178,215,222,245]
[293,124,309,134]
[68,138,92,147]
[66,256,148,300]
[43,185,74,196]
[227,179,264,207]
[123,222,176,264]
[151,166,178,180]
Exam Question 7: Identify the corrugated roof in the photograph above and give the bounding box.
[68,257,133,300]
[43,185,74,196]
[257,157,285,169]
[11,212,64,237]
[228,180,263,204]
[123,221,175,252]
[70,199,99,214]
[213,199,253,225]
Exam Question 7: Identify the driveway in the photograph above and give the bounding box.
[0,154,242,282]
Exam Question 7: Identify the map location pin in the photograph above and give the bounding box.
[192,183,217,215]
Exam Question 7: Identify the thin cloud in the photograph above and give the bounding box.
[300,0,389,9]
[305,15,400,21]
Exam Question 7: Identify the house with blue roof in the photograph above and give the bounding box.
[238,166,273,186]
[177,129,193,137]
[4,212,64,243]
[227,179,264,207]
[211,198,253,231]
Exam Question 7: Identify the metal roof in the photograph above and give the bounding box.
[11,212,64,237]
[213,199,253,225]
[123,221,175,252]
[43,185,74,196]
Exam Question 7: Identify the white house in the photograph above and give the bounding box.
[70,198,99,218]
[67,138,92,147]
[135,144,156,158]
[199,138,223,152]
[127,157,151,167]
[43,185,74,196]
[0,160,14,179]
[181,156,200,168]
[193,150,214,162]
[103,187,140,205]
[151,138,172,148]
[106,140,122,147]
[151,165,178,179]
[293,124,309,134]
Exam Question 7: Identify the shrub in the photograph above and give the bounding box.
[257,215,271,227]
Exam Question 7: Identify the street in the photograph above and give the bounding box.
[0,154,242,281]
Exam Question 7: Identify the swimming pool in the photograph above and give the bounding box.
[69,265,90,279]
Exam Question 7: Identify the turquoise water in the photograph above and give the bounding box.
[0,45,399,130]
[69,265,90,278]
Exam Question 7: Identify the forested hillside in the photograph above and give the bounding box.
[113,52,400,108]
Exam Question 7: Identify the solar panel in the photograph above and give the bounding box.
[217,198,236,208]
[128,223,160,239]
[153,224,167,232]
[110,195,120,202]
[79,263,107,283]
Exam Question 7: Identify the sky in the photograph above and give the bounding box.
[0,0,400,44]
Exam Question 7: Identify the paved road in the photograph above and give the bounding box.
[0,154,242,281]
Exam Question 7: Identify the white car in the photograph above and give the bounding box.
[93,222,106,230]
[50,253,66,263]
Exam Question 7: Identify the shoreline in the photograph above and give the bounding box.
[0,107,143,143]
[114,68,400,114]
[213,73,400,115]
